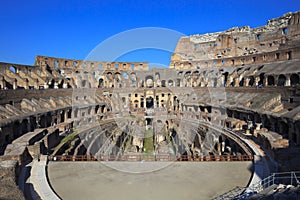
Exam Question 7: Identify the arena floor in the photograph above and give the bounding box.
[48,161,253,200]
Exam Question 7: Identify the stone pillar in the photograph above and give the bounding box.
[35,79,39,89]
[13,79,17,90]
[54,82,59,89]
[71,109,75,119]
[0,77,4,89]
[285,76,291,86]
[234,78,239,87]
[63,82,68,88]
[245,78,250,87]
[255,77,260,87]
[263,76,268,86]
[91,106,95,115]
[255,123,262,130]
[64,110,69,120]
[44,82,49,89]
[25,79,29,89]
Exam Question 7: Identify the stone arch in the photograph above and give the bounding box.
[168,79,174,87]
[145,75,154,88]
[98,78,104,88]
[278,74,286,86]
[134,100,139,108]
[290,73,299,86]
[54,60,59,69]
[267,75,275,86]
[123,72,128,79]
[9,66,17,73]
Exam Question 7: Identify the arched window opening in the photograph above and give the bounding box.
[248,77,255,87]
[278,74,286,86]
[267,75,275,86]
[54,61,59,69]
[123,72,128,79]
[290,74,299,86]
[9,66,16,73]
[98,78,104,88]
[239,78,244,87]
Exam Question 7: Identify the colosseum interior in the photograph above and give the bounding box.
[0,10,300,200]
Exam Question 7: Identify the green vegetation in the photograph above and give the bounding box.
[52,130,77,155]
[130,114,136,119]
[61,131,77,144]
[144,129,154,155]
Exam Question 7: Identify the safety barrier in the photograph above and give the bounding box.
[215,171,300,200]
[48,154,253,162]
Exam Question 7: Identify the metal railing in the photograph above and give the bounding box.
[215,171,300,200]
[48,154,253,162]
[247,171,300,193]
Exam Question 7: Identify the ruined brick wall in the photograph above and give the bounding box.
[170,11,300,69]
[34,55,149,71]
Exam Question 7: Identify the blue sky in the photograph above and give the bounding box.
[0,0,299,67]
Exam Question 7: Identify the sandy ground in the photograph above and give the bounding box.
[48,161,253,200]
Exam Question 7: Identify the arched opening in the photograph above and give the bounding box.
[146,96,154,109]
[248,76,255,87]
[145,76,154,88]
[131,73,136,83]
[98,78,104,88]
[223,72,229,86]
[161,80,166,87]
[123,72,128,79]
[21,119,29,134]
[61,110,65,123]
[290,74,299,86]
[13,121,20,138]
[49,80,55,89]
[134,100,139,108]
[54,60,59,69]
[146,118,152,126]
[239,78,244,87]
[9,66,16,73]
[161,100,165,108]
[267,75,275,86]
[82,80,87,88]
[279,121,289,138]
[258,73,265,86]
[278,74,286,86]
[168,80,174,87]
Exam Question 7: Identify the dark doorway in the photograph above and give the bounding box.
[146,97,154,108]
